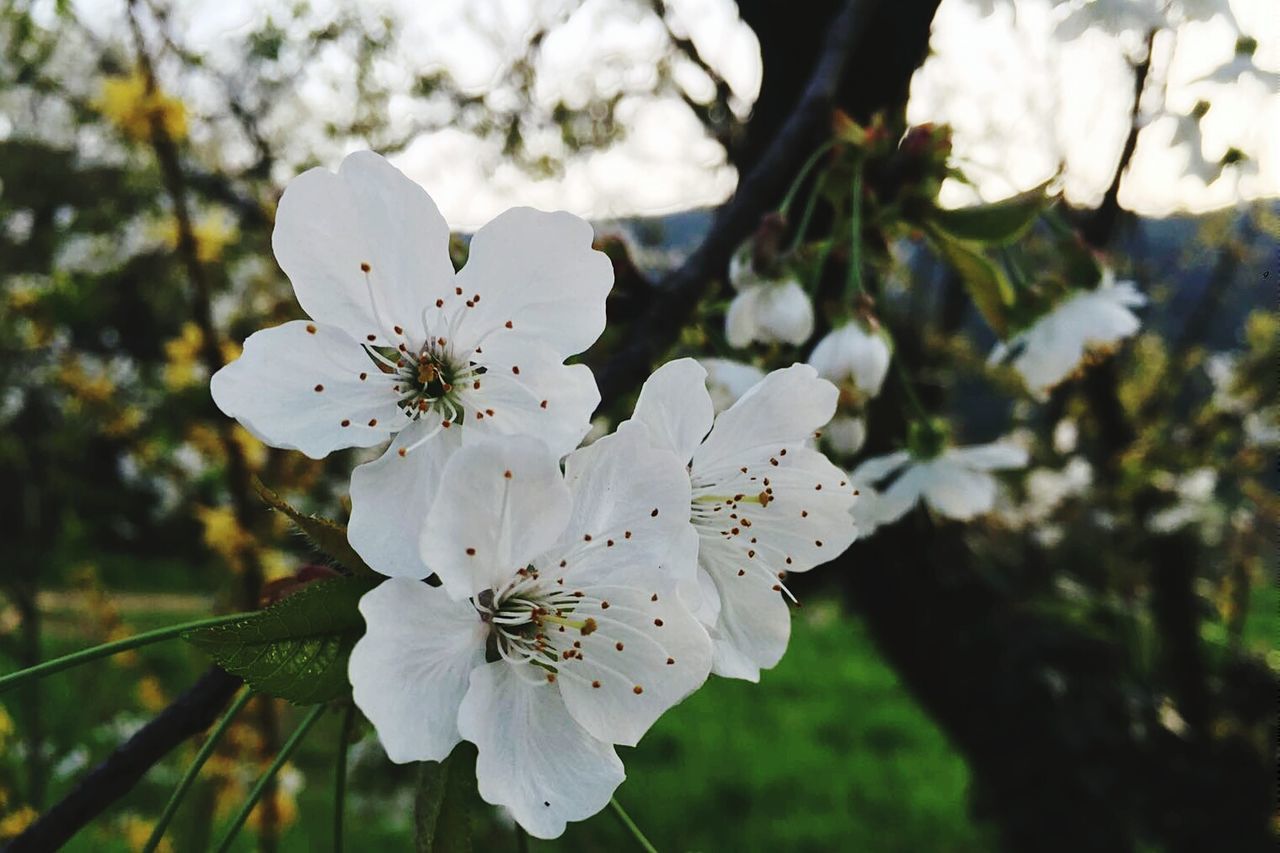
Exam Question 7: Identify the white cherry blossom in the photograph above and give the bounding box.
[989,274,1145,401]
[624,359,859,681]
[725,245,814,348]
[808,321,892,400]
[700,358,765,413]
[851,441,1028,531]
[822,414,868,456]
[209,151,611,577]
[348,431,711,839]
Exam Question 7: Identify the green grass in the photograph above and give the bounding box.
[2,597,992,851]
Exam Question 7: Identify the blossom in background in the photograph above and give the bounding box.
[624,359,859,681]
[93,70,187,142]
[210,151,612,577]
[700,357,765,413]
[989,273,1145,401]
[349,432,710,838]
[808,320,892,456]
[724,243,813,348]
[852,440,1028,533]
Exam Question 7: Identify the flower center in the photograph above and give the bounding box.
[690,468,797,603]
[363,331,485,428]
[476,571,598,677]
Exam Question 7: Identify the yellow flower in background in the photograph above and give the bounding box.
[0,806,38,840]
[136,676,168,714]
[0,704,14,751]
[162,322,205,391]
[196,505,254,573]
[231,425,267,471]
[156,211,239,264]
[94,70,187,142]
[120,814,171,853]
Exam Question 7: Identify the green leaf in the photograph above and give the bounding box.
[415,742,478,853]
[925,180,1051,246]
[184,576,377,705]
[925,227,1015,337]
[254,478,376,576]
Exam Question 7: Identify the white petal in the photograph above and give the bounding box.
[917,460,999,520]
[452,208,612,359]
[694,364,838,474]
[273,151,454,345]
[551,424,697,585]
[850,450,911,485]
[807,323,891,396]
[947,441,1029,471]
[697,537,792,681]
[422,437,572,600]
[823,415,867,456]
[627,358,714,463]
[348,421,462,579]
[555,579,712,747]
[210,320,406,459]
[459,662,624,839]
[461,334,599,457]
[724,287,762,349]
[349,579,486,763]
[700,358,765,413]
[756,280,814,346]
[865,466,925,526]
[677,564,722,628]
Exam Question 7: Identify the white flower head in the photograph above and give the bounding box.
[348,431,711,839]
[990,273,1145,401]
[624,359,859,681]
[852,439,1028,531]
[209,151,612,578]
[808,320,892,400]
[699,357,765,413]
[822,414,868,457]
[725,242,814,349]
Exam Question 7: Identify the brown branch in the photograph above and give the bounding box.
[592,0,881,406]
[5,667,243,852]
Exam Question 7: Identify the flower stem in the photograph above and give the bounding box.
[333,702,357,853]
[143,687,254,853]
[609,796,658,853]
[786,170,828,255]
[0,611,254,695]
[894,357,931,422]
[215,703,326,853]
[778,140,836,217]
[844,156,866,302]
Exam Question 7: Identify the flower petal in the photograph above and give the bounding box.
[627,358,714,464]
[462,334,600,457]
[348,420,462,579]
[548,424,697,585]
[553,578,712,747]
[947,441,1029,471]
[453,208,612,358]
[850,450,911,486]
[757,280,815,345]
[918,460,999,520]
[273,151,454,345]
[210,320,405,459]
[349,578,486,763]
[700,358,765,413]
[459,662,624,839]
[693,364,837,474]
[422,437,572,599]
[724,286,762,349]
[696,537,792,681]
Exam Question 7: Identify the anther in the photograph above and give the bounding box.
[360,262,371,272]
[359,372,367,380]
[466,548,476,556]
[504,320,513,329]
[653,618,663,626]
[633,685,643,695]
[455,287,463,295]
[314,384,324,392]
[592,680,601,689]
[367,334,376,342]
[624,531,632,539]
[666,657,675,665]
[398,448,407,457]
[581,618,598,636]
[539,400,548,409]
[512,365,520,375]
[650,594,658,602]
[393,325,403,335]
[504,470,512,479]
[615,642,624,651]
[601,601,610,609]
[650,508,659,517]
[368,418,378,427]
[341,419,351,427]
[305,324,317,334]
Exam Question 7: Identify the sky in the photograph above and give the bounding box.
[67,0,1280,228]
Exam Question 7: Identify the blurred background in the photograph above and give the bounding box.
[0,0,1275,850]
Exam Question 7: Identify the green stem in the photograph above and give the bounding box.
[894,357,931,422]
[786,170,827,255]
[844,156,866,302]
[516,824,531,853]
[0,611,253,695]
[609,797,658,853]
[143,688,254,853]
[778,140,836,217]
[215,703,326,853]
[333,702,357,853]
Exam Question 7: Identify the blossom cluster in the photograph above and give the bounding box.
[211,151,859,837]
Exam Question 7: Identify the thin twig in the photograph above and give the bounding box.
[593,0,881,406]
[6,667,244,852]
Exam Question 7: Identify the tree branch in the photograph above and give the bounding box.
[5,667,243,852]
[592,0,881,406]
